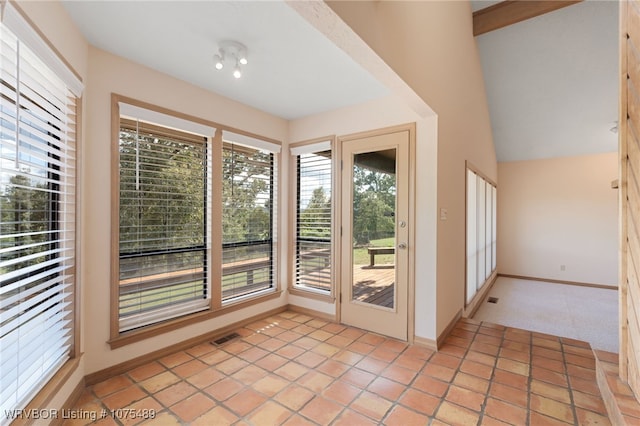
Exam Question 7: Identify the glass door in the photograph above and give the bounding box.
[341,130,409,340]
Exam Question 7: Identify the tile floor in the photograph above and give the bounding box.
[65,311,612,425]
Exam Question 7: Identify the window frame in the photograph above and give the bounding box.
[288,137,336,302]
[109,95,282,348]
[0,0,83,417]
[465,161,498,310]
[116,118,211,332]
[221,140,277,304]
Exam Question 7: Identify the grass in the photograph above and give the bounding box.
[353,237,395,266]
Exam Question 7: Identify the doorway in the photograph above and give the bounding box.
[340,127,412,340]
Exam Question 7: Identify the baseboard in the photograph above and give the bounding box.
[464,272,499,318]
[85,305,288,385]
[437,309,463,350]
[286,304,336,322]
[498,274,618,290]
[413,335,438,351]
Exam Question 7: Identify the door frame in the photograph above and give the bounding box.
[335,123,416,343]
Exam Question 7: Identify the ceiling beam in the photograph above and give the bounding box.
[473,0,583,36]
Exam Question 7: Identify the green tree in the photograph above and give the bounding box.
[299,186,331,239]
[1,173,53,274]
[222,147,273,244]
[352,165,396,245]
[118,130,205,255]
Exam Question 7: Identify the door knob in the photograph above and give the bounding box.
[398,243,407,249]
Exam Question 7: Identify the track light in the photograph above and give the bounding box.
[214,40,248,79]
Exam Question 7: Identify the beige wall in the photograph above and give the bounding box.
[498,153,618,286]
[83,47,290,374]
[327,1,497,336]
[16,1,88,79]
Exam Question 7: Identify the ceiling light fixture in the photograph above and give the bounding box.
[214,40,248,78]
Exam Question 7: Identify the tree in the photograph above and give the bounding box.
[1,173,54,275]
[221,146,273,244]
[118,130,206,255]
[299,187,331,239]
[352,165,396,245]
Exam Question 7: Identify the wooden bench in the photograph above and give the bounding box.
[367,247,395,266]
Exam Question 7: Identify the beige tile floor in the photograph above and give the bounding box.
[65,311,612,425]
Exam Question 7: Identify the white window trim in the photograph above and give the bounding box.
[222,129,281,154]
[1,1,83,96]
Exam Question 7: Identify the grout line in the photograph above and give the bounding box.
[67,311,612,426]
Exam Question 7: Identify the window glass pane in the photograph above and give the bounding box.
[296,151,331,292]
[485,181,492,279]
[222,143,274,301]
[1,22,76,414]
[466,170,477,303]
[476,176,486,290]
[492,185,497,271]
[118,121,207,331]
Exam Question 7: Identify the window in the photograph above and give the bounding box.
[117,116,211,332]
[1,3,82,416]
[466,166,497,304]
[222,140,276,302]
[290,141,333,295]
[113,101,281,337]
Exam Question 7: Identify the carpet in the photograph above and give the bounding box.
[472,277,618,353]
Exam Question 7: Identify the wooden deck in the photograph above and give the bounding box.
[298,264,395,308]
[352,265,395,308]
[120,260,396,309]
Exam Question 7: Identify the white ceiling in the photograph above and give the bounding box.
[61,1,389,120]
[473,0,619,162]
[63,0,618,162]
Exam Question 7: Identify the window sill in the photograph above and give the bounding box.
[14,356,83,426]
[288,286,334,303]
[108,290,283,349]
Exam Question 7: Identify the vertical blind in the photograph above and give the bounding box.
[118,118,209,332]
[294,149,332,293]
[0,12,80,416]
[466,168,497,304]
[222,141,276,301]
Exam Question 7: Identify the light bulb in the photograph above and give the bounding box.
[233,65,242,79]
[214,54,224,70]
[239,57,248,65]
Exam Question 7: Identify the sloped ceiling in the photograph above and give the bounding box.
[473,0,619,162]
[63,0,617,162]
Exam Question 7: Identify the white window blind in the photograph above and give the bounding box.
[0,14,80,418]
[465,168,497,305]
[118,117,210,332]
[222,140,277,302]
[294,148,332,293]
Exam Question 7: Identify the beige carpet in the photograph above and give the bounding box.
[472,276,618,353]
